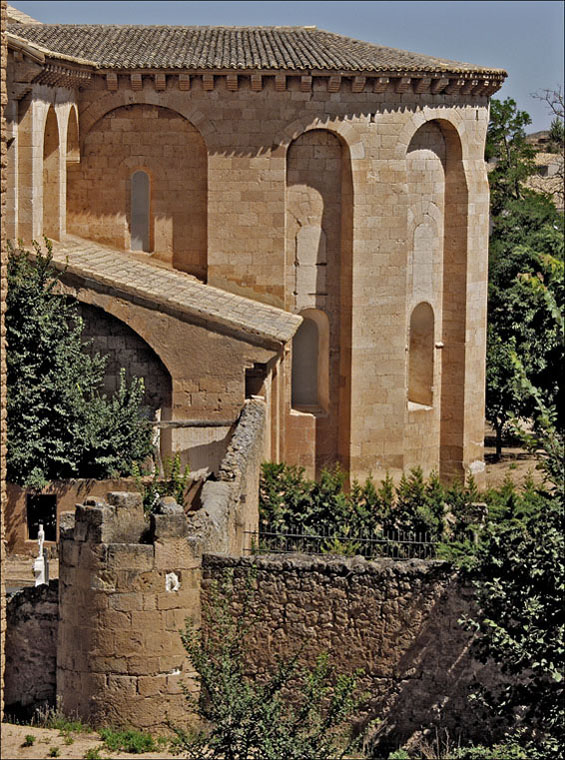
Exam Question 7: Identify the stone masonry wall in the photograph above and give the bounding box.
[203,553,501,754]
[54,399,265,730]
[67,103,207,277]
[1,0,8,719]
[78,302,172,413]
[184,397,265,558]
[57,492,198,731]
[72,77,491,483]
[4,582,59,719]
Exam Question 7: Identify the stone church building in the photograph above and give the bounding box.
[3,5,505,486]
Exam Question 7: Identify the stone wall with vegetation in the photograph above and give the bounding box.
[203,553,502,753]
[53,399,266,730]
[1,0,8,719]
[78,302,172,414]
[4,582,59,720]
[189,398,264,557]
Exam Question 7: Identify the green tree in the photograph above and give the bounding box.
[6,241,153,487]
[485,98,564,454]
[485,98,536,217]
[461,412,564,756]
[462,491,563,754]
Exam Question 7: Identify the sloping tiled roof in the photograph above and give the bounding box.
[7,23,506,76]
[49,236,302,346]
[6,4,42,24]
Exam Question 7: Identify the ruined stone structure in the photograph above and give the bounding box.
[4,581,59,719]
[3,397,265,726]
[3,9,506,487]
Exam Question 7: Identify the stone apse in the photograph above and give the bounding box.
[4,22,506,484]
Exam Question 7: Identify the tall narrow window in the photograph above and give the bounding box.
[408,302,434,406]
[292,317,319,407]
[131,170,150,252]
[292,309,329,410]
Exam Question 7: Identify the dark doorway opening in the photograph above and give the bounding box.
[26,494,57,541]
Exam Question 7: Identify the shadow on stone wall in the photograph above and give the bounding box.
[4,581,59,721]
[202,554,504,753]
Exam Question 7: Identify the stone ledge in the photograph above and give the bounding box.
[202,551,454,577]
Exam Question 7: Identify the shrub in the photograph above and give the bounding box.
[83,749,103,760]
[99,728,159,754]
[22,735,35,747]
[459,418,564,751]
[172,570,364,759]
[133,452,191,512]
[259,463,485,547]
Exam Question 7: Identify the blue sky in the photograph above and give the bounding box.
[11,1,564,132]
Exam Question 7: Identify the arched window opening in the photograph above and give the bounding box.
[43,106,61,239]
[408,303,434,406]
[130,170,151,252]
[66,108,80,164]
[292,309,329,411]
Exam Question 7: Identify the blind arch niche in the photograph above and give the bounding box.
[408,302,434,407]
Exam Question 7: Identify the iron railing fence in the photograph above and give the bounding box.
[245,523,442,560]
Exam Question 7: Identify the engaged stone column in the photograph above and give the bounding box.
[57,492,200,732]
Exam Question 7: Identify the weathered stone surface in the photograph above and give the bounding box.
[4,582,59,718]
[151,512,189,539]
[203,553,503,752]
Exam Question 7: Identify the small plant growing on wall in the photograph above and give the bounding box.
[133,452,191,512]
[6,240,154,487]
[172,570,364,759]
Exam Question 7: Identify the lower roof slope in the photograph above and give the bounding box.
[49,236,302,347]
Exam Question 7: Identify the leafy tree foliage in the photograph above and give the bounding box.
[485,98,564,455]
[485,98,536,216]
[456,407,564,759]
[6,242,153,487]
[462,494,563,754]
[173,572,362,760]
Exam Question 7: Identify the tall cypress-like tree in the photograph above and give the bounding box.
[6,241,154,487]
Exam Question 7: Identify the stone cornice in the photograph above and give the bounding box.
[96,69,504,96]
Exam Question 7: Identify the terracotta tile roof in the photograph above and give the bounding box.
[6,4,42,24]
[7,23,506,76]
[49,236,302,346]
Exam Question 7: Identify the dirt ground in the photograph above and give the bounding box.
[483,441,543,490]
[0,723,180,760]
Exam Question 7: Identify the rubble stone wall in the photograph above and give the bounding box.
[203,553,501,753]
[4,582,59,719]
